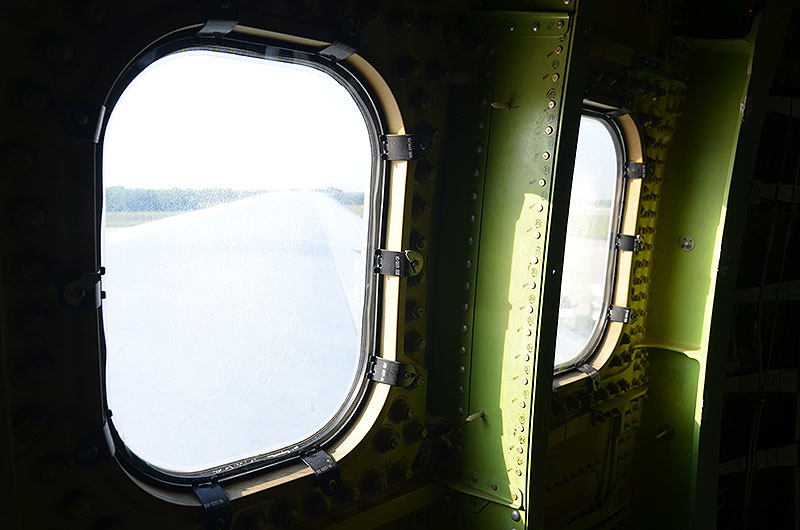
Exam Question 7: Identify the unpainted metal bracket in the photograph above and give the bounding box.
[577,364,601,391]
[373,249,423,277]
[607,305,631,323]
[624,161,650,179]
[319,17,361,62]
[380,134,428,161]
[193,483,232,530]
[300,449,341,496]
[64,268,104,309]
[198,0,239,36]
[367,356,417,387]
[615,233,640,252]
[74,420,115,466]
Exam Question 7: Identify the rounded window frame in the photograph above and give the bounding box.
[553,105,644,387]
[95,27,401,491]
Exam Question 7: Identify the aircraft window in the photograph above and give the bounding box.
[554,114,623,369]
[101,49,375,475]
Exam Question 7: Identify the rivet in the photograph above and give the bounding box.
[477,119,485,129]
[524,329,532,336]
[456,407,464,416]
[548,100,556,109]
[472,167,480,177]
[508,22,516,32]
[522,377,529,385]
[538,179,547,187]
[536,203,544,212]
[557,20,565,28]
[511,509,522,522]
[552,73,560,82]
[545,126,553,135]
[458,385,465,395]
[531,257,539,265]
[458,366,466,375]
[556,45,563,54]
[542,152,550,160]
[512,493,518,501]
[74,112,88,126]
[520,401,526,408]
[460,324,469,334]
[467,213,476,223]
[480,96,489,106]
[515,469,523,476]
[524,354,531,361]
[459,345,468,355]
[471,475,478,483]
[517,446,524,454]
[527,306,534,313]
[531,21,540,32]
[491,483,498,491]
[466,236,474,246]
[534,231,541,239]
[462,303,470,312]
[464,281,471,291]
[465,259,472,269]
[474,144,483,154]
[517,425,525,432]
[470,191,478,200]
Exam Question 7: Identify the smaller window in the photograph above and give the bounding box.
[554,113,624,370]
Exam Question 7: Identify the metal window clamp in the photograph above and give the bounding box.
[367,356,417,387]
[193,483,232,530]
[64,268,105,309]
[373,249,423,277]
[319,18,362,62]
[380,134,428,161]
[301,449,341,496]
[577,364,601,390]
[197,0,239,36]
[74,419,115,466]
[624,161,650,179]
[607,305,631,323]
[615,234,640,252]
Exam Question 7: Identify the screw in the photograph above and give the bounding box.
[531,22,540,32]
[542,152,550,160]
[556,45,563,54]
[552,73,559,82]
[545,126,553,135]
[557,20,564,28]
[548,100,556,109]
[538,179,547,187]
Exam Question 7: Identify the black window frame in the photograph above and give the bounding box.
[554,109,628,374]
[95,28,389,489]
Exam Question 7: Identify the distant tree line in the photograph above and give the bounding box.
[106,186,364,212]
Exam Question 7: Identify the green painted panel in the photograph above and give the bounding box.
[464,11,571,493]
[631,348,700,529]
[646,40,754,352]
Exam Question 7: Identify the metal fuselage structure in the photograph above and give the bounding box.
[1,1,799,529]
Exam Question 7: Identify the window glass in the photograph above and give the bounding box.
[102,50,373,473]
[554,115,620,368]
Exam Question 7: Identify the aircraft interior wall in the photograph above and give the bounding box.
[1,1,799,529]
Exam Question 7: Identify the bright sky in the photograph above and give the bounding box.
[103,50,371,191]
[572,116,618,206]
